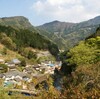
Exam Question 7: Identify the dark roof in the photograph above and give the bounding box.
[0,67,4,70]
[4,70,30,78]
[14,78,21,82]
[0,74,4,78]
[32,65,41,68]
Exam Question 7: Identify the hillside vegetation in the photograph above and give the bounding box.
[59,27,100,98]
[0,25,59,57]
[0,44,23,61]
[0,26,99,99]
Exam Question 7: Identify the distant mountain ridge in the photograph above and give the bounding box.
[0,15,100,50]
[37,16,100,49]
[38,20,75,34]
[0,16,35,30]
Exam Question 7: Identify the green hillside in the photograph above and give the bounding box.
[58,27,100,98]
[0,25,59,57]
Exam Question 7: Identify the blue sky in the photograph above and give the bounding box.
[0,0,100,26]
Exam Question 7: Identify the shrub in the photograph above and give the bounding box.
[27,50,37,59]
[0,64,8,73]
[67,41,97,65]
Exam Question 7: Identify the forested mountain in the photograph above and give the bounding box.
[37,16,100,50]
[0,25,59,57]
[0,16,100,51]
[0,16,59,56]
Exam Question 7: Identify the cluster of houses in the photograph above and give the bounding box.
[0,58,31,89]
[0,58,62,90]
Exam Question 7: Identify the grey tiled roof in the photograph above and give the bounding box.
[4,70,29,78]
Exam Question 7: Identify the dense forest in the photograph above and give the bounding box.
[0,25,59,57]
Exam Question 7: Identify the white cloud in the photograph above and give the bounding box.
[32,0,100,23]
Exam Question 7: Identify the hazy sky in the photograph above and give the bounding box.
[0,0,100,26]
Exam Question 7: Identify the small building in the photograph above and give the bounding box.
[0,74,4,78]
[7,63,16,71]
[3,70,31,85]
[10,59,21,65]
[0,67,4,73]
[47,63,55,67]
[7,59,21,71]
[0,67,4,70]
[23,67,37,75]
[0,59,5,64]
[32,65,41,71]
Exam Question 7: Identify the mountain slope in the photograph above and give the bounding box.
[37,16,100,50]
[60,28,100,98]
[76,16,100,28]
[0,25,59,57]
[0,16,100,50]
[38,20,75,34]
[0,16,36,30]
[0,16,59,56]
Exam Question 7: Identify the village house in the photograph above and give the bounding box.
[10,59,21,65]
[6,59,21,71]
[0,73,4,78]
[32,65,42,71]
[23,67,37,75]
[0,59,5,64]
[0,67,4,71]
[6,63,16,71]
[3,70,32,86]
[0,67,4,73]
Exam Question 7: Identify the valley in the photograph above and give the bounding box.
[0,16,100,99]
